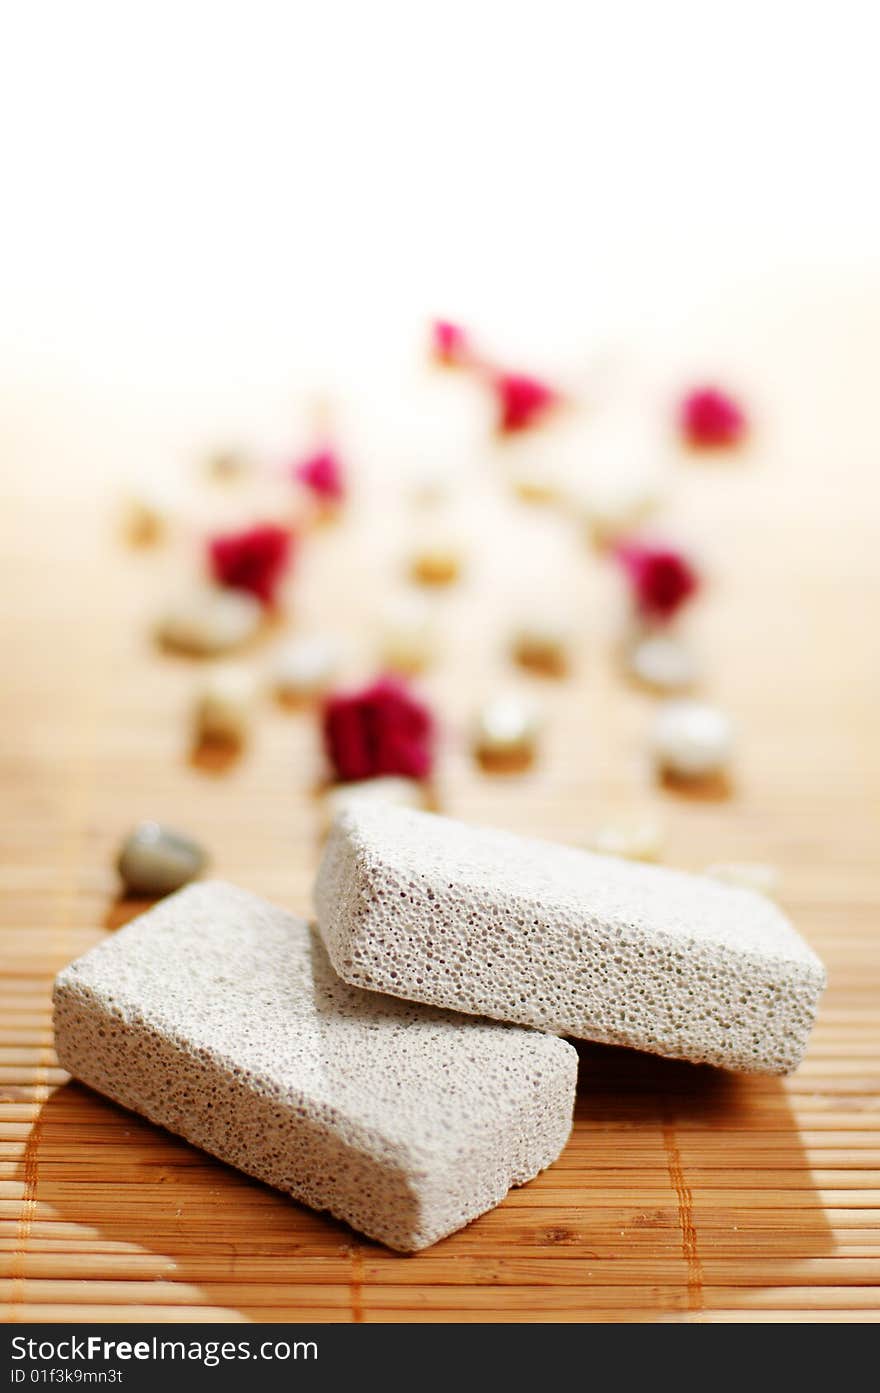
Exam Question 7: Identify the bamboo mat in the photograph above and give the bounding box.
[2,304,879,1323]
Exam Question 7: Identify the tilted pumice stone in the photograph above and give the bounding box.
[53,881,577,1252]
[315,806,827,1075]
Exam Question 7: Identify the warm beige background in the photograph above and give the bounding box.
[2,1,879,1323]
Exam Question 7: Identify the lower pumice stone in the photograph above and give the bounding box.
[117,822,208,897]
[315,804,827,1074]
[53,881,577,1251]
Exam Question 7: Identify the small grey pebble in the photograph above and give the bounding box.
[117,822,208,898]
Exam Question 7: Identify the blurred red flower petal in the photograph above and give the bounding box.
[680,387,746,447]
[617,542,700,621]
[294,448,346,502]
[208,523,293,606]
[323,677,434,782]
[494,371,559,433]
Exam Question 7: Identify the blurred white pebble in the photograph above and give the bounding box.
[122,484,176,545]
[195,664,258,744]
[323,776,427,829]
[589,817,664,862]
[406,463,453,509]
[272,635,341,701]
[705,861,779,897]
[157,586,262,656]
[378,597,438,675]
[626,632,699,691]
[474,696,541,761]
[510,616,571,673]
[574,470,663,544]
[650,700,733,779]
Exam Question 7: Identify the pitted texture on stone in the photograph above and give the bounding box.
[53,881,577,1252]
[315,806,826,1075]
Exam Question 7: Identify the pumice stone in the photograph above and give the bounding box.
[53,882,577,1251]
[315,805,826,1075]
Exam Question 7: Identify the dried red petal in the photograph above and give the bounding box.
[680,387,746,447]
[294,448,346,503]
[322,677,434,782]
[431,319,471,367]
[208,523,293,607]
[617,542,700,621]
[494,371,559,433]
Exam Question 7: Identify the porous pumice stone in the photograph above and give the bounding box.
[315,805,827,1075]
[53,881,577,1252]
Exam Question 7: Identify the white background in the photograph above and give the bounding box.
[2,1,878,396]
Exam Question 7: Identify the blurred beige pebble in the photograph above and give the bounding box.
[158,586,263,656]
[195,665,258,744]
[651,699,734,779]
[588,817,664,862]
[121,485,175,545]
[626,632,699,691]
[509,462,561,503]
[706,861,779,898]
[409,537,463,586]
[378,597,438,674]
[474,696,540,762]
[322,777,428,831]
[272,635,341,701]
[510,617,571,674]
[575,471,663,544]
[117,822,207,897]
[205,448,251,481]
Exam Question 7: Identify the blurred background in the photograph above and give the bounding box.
[2,0,879,890]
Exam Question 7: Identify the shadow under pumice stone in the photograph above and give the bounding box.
[12,1029,833,1322]
[103,895,157,932]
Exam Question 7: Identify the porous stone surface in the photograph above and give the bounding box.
[315,805,827,1075]
[54,881,577,1252]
